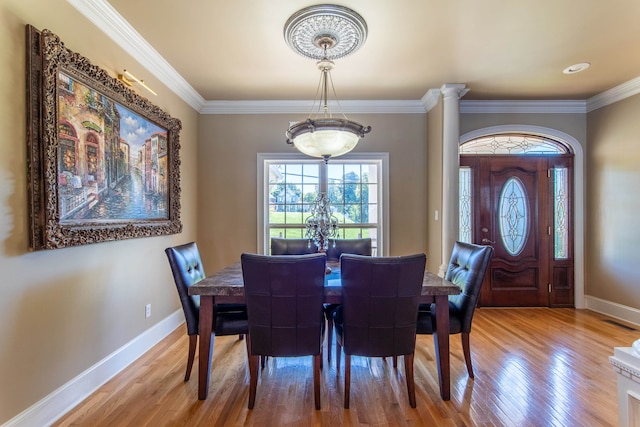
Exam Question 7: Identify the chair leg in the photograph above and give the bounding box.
[336,340,342,373]
[327,317,334,365]
[246,336,259,409]
[344,354,351,409]
[393,355,398,368]
[185,334,197,381]
[461,332,474,378]
[248,354,259,409]
[313,355,321,410]
[404,352,417,408]
[238,334,245,340]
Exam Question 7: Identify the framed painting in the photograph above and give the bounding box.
[26,25,182,250]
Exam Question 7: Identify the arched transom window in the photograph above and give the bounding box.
[460,133,572,155]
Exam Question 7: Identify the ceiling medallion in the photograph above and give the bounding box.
[284,4,368,61]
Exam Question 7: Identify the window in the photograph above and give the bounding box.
[259,153,388,255]
[58,72,74,93]
[460,134,571,155]
[498,176,528,256]
[459,166,472,243]
[553,167,569,259]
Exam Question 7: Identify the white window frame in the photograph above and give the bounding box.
[257,152,389,255]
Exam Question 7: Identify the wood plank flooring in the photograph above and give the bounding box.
[52,308,637,426]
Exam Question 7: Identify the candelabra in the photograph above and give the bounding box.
[305,192,339,252]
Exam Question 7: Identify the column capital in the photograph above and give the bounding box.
[440,83,469,100]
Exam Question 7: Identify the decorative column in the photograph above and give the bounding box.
[439,84,468,276]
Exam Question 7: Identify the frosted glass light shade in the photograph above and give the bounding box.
[286,118,371,160]
[294,129,359,158]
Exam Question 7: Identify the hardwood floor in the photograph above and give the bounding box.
[53,308,636,426]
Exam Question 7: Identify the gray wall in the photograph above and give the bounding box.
[0,0,198,422]
[587,94,640,308]
[196,113,429,271]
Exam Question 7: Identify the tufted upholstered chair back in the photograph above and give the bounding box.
[241,252,326,357]
[165,242,205,336]
[443,241,494,332]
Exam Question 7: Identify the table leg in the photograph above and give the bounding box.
[198,295,214,400]
[433,294,451,400]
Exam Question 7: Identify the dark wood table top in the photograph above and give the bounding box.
[188,261,461,298]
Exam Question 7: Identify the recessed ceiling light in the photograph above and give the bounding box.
[563,62,591,74]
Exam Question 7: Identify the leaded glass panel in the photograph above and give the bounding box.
[459,167,472,243]
[554,168,569,259]
[461,134,571,155]
[499,177,528,256]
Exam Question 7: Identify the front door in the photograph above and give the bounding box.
[460,155,574,307]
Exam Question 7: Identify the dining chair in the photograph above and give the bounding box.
[415,241,493,378]
[270,237,316,255]
[241,252,327,410]
[323,238,372,365]
[334,253,426,408]
[165,242,248,381]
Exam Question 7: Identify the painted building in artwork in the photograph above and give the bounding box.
[56,71,121,219]
[152,132,167,196]
[119,138,130,177]
[141,132,167,196]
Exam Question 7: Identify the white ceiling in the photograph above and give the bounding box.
[79,0,640,105]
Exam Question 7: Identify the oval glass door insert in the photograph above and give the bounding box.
[498,176,528,255]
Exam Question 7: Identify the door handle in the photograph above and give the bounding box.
[481,238,495,244]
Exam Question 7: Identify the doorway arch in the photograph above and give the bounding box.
[460,125,585,309]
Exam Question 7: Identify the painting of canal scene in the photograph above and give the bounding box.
[26,25,182,250]
[57,74,168,222]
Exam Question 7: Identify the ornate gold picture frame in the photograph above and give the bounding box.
[26,25,182,250]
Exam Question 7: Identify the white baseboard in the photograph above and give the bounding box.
[585,296,640,329]
[2,310,184,427]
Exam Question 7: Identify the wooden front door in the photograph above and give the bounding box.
[460,155,574,307]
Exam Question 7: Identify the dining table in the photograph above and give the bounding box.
[188,260,461,401]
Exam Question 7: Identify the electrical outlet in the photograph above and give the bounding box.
[145,304,151,318]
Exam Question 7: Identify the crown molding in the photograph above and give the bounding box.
[460,100,587,114]
[70,0,640,116]
[421,89,441,112]
[66,0,205,111]
[586,76,640,112]
[200,100,426,114]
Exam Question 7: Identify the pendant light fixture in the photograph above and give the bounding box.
[284,5,372,163]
